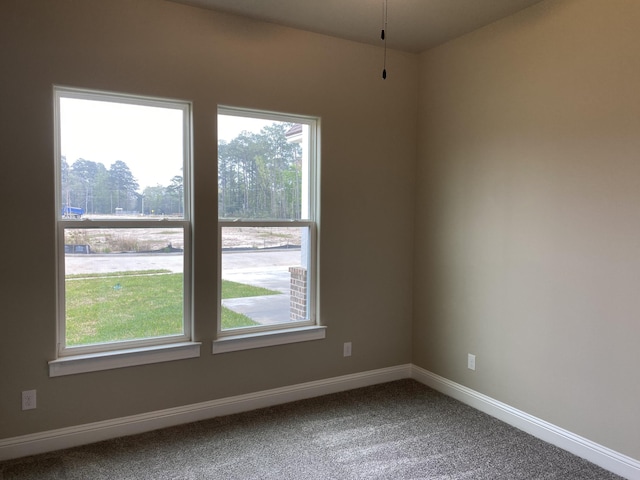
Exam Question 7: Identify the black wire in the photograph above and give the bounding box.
[382,0,387,79]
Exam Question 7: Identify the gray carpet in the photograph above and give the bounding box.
[0,380,622,479]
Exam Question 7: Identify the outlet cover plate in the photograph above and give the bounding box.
[22,390,37,410]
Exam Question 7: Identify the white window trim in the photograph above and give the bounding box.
[49,342,201,377]
[53,86,195,371]
[212,326,326,354]
[216,107,322,346]
[217,220,317,337]
[56,220,192,357]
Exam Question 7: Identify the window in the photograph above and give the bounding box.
[52,87,194,366]
[216,107,321,348]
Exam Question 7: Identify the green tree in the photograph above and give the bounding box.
[166,175,183,215]
[92,167,111,214]
[218,123,302,220]
[109,160,139,212]
[69,158,108,214]
[142,185,167,215]
[60,155,72,210]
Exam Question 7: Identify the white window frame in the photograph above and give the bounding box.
[214,107,324,353]
[50,87,198,374]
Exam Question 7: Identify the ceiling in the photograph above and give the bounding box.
[167,0,544,53]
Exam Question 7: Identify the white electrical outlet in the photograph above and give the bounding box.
[343,342,352,357]
[22,390,37,410]
[468,354,476,371]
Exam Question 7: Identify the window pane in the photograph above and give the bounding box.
[59,97,185,219]
[64,228,184,347]
[221,226,310,330]
[218,115,309,220]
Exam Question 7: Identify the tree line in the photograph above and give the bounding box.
[61,121,302,218]
[218,122,303,220]
[61,157,183,215]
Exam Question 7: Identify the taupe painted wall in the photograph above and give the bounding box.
[4,0,637,465]
[414,0,640,460]
[0,0,416,438]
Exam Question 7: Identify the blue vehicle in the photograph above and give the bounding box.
[61,206,84,218]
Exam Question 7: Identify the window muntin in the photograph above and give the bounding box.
[218,107,319,336]
[55,87,191,356]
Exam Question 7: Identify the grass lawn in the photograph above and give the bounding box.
[65,271,279,346]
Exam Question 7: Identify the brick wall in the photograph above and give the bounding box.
[289,266,307,320]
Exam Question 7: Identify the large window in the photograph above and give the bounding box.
[217,107,319,338]
[54,87,192,358]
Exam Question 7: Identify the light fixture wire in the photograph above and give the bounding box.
[381,0,388,79]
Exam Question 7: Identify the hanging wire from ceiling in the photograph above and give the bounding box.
[381,0,388,79]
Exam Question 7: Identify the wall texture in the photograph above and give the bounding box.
[4,0,637,467]
[0,0,417,439]
[414,0,640,460]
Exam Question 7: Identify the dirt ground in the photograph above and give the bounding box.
[65,220,301,253]
[221,226,301,250]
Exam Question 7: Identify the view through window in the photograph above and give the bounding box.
[218,108,318,335]
[55,87,191,355]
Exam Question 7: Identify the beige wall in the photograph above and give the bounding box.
[4,0,638,465]
[414,0,640,460]
[0,0,417,438]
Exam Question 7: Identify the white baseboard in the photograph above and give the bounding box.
[0,364,411,462]
[2,363,638,480]
[411,365,640,480]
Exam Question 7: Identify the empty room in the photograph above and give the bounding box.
[1,0,639,478]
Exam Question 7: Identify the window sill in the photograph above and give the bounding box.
[48,342,201,377]
[212,326,326,354]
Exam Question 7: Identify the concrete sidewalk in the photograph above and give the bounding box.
[222,256,297,325]
[222,294,291,325]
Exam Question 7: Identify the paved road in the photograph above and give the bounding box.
[65,250,303,326]
[65,249,300,277]
[65,252,184,274]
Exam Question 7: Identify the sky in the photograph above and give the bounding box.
[60,98,184,191]
[218,114,274,145]
[60,98,274,191]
